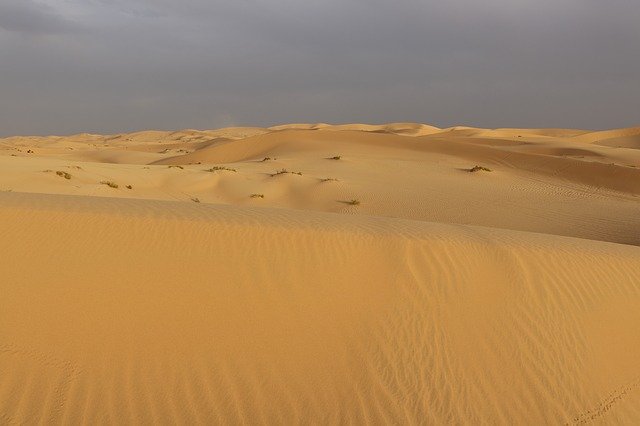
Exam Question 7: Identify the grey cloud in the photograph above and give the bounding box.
[0,0,81,35]
[0,0,638,136]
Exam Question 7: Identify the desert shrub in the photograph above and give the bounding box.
[272,168,302,176]
[469,165,492,173]
[206,166,237,172]
[101,181,118,188]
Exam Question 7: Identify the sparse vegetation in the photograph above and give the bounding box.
[347,199,360,206]
[168,165,184,169]
[271,168,302,177]
[191,197,200,203]
[205,166,237,172]
[250,193,265,198]
[56,171,72,180]
[469,165,492,173]
[328,155,341,160]
[126,185,133,189]
[260,157,275,162]
[320,178,339,182]
[101,180,118,188]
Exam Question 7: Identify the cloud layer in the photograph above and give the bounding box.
[1,0,638,135]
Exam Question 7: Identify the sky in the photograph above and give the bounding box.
[0,0,639,136]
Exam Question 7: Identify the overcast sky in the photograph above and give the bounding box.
[0,0,639,135]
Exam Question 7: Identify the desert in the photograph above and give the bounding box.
[1,123,639,423]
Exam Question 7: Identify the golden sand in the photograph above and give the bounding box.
[1,124,639,423]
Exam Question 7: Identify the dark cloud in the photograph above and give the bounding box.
[0,0,80,35]
[0,0,638,135]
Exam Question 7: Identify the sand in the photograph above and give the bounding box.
[1,123,639,424]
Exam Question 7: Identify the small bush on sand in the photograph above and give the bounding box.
[328,156,341,160]
[320,178,339,182]
[126,185,133,189]
[260,157,275,162]
[191,197,200,203]
[206,166,237,172]
[56,171,72,179]
[347,199,360,206]
[250,193,265,198]
[101,181,118,188]
[272,168,302,177]
[469,165,492,173]
[168,165,184,169]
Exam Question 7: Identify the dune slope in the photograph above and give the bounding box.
[1,192,640,424]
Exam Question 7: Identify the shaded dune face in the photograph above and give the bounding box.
[1,124,640,424]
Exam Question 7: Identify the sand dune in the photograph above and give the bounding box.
[1,123,639,423]
[570,126,640,144]
[1,192,639,424]
[2,124,637,244]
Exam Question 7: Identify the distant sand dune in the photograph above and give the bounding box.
[149,128,640,195]
[570,126,640,143]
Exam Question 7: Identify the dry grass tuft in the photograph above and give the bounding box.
[206,166,237,172]
[101,181,118,188]
[272,168,302,177]
[469,165,492,173]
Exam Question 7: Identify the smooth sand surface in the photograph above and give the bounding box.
[1,124,639,424]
